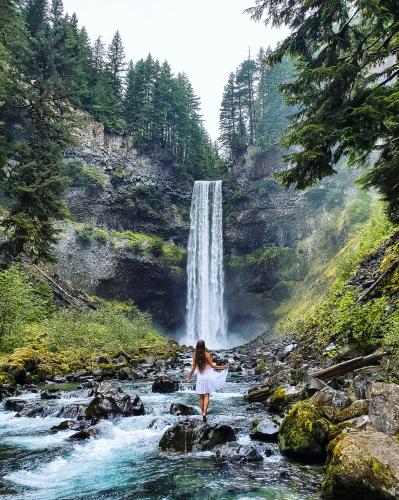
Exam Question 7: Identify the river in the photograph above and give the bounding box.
[0,370,323,499]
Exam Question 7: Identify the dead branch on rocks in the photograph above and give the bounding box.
[308,352,388,382]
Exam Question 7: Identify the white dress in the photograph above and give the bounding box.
[195,364,228,394]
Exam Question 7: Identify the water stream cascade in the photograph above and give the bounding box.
[185,180,227,347]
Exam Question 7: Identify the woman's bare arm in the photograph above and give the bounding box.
[206,352,228,370]
[184,356,196,382]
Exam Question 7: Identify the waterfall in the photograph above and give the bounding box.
[185,180,227,347]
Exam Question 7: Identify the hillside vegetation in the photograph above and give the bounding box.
[277,200,399,356]
[0,265,174,385]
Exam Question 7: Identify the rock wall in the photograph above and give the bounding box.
[55,115,358,334]
[54,116,191,328]
[223,147,357,331]
[66,116,191,243]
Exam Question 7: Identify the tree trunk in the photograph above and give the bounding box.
[308,351,387,381]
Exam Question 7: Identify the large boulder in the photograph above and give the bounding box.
[322,431,399,499]
[57,403,88,420]
[15,400,57,417]
[267,385,307,414]
[369,382,399,435]
[278,400,332,462]
[4,398,26,413]
[40,389,61,400]
[329,415,369,440]
[215,443,263,463]
[152,376,179,393]
[169,403,195,416]
[333,400,369,424]
[310,387,351,421]
[85,382,144,422]
[159,420,235,452]
[250,417,279,443]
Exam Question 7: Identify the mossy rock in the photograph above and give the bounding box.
[329,415,369,441]
[278,400,332,462]
[267,385,308,414]
[334,400,369,423]
[322,431,399,499]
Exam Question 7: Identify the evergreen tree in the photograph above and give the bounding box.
[49,0,63,25]
[219,47,292,160]
[106,30,125,99]
[236,57,257,145]
[247,0,399,221]
[254,52,294,150]
[25,0,47,35]
[92,36,105,74]
[1,0,76,262]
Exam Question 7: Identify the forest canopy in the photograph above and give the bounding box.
[219,48,293,163]
[0,0,221,263]
[247,0,399,222]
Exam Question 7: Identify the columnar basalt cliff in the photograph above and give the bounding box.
[54,116,192,329]
[224,147,358,332]
[54,117,358,333]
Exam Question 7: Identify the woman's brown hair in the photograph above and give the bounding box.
[195,340,207,373]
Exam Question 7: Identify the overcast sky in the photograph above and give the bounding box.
[63,0,288,140]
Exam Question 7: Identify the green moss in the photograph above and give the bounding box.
[322,433,398,499]
[278,400,332,462]
[75,223,111,246]
[227,246,294,269]
[114,229,185,265]
[63,160,107,189]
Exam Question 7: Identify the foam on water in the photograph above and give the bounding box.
[5,416,169,497]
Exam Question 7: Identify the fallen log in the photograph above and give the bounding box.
[356,261,399,303]
[309,351,387,382]
[32,264,97,310]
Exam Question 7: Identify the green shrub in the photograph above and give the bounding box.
[75,224,109,245]
[115,229,185,264]
[45,307,165,356]
[111,167,129,186]
[0,266,51,350]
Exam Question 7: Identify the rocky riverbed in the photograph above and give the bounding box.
[1,333,398,499]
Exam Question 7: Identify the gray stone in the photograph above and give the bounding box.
[250,417,279,442]
[215,443,263,463]
[323,430,399,499]
[369,382,399,435]
[169,403,195,416]
[85,382,144,421]
[159,420,235,452]
[152,376,179,393]
[4,398,26,412]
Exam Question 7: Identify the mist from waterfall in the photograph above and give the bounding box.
[185,180,227,348]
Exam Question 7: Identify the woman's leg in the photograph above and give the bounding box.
[199,394,204,415]
[204,393,209,416]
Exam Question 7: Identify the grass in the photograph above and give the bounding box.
[0,265,174,384]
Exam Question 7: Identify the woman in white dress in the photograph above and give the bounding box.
[184,340,228,422]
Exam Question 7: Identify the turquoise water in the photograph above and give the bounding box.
[0,377,322,499]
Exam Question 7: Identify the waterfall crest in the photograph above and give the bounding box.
[185,180,227,347]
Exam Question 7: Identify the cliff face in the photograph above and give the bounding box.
[65,118,191,242]
[224,147,358,332]
[55,116,358,335]
[54,117,191,329]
